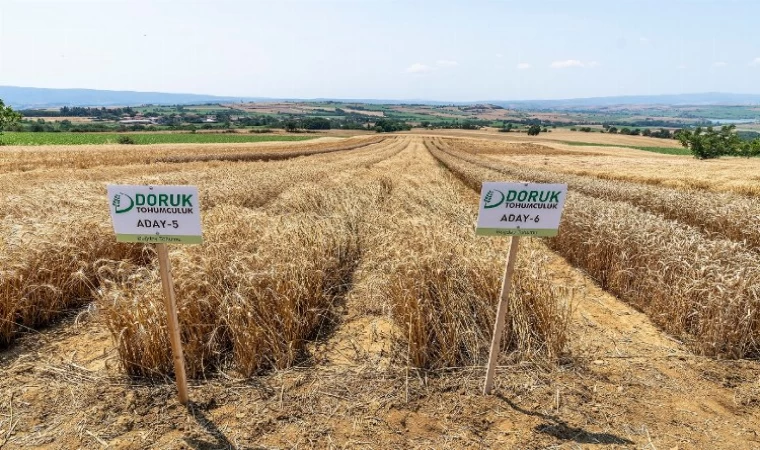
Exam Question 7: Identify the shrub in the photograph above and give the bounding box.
[117,135,136,145]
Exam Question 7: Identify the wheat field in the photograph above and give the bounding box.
[2,133,760,449]
[1,133,757,365]
[0,136,572,377]
[477,140,760,196]
[428,138,760,358]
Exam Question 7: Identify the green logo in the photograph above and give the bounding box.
[483,190,505,208]
[113,193,135,214]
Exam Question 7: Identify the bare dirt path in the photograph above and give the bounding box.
[0,137,758,449]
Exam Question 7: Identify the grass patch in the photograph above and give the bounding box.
[562,141,691,155]
[0,132,315,146]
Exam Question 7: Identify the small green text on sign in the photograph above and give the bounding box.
[107,184,203,244]
[476,182,567,237]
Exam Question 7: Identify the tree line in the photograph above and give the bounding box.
[2,99,759,159]
[19,106,137,119]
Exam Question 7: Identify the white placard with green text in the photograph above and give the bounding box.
[107,184,203,244]
[476,182,567,237]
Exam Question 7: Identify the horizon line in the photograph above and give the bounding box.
[3,85,760,106]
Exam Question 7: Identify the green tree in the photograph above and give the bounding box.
[59,119,72,131]
[373,119,411,133]
[302,117,331,130]
[736,137,760,158]
[0,99,22,134]
[527,124,541,136]
[30,119,46,132]
[678,125,742,159]
[284,120,299,132]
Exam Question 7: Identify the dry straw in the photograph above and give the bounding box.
[428,140,760,359]
[0,135,384,172]
[0,219,148,346]
[97,137,570,378]
[434,138,760,253]
[0,138,398,346]
[97,140,410,377]
[99,208,362,377]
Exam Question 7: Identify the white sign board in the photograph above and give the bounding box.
[476,182,567,237]
[107,184,203,244]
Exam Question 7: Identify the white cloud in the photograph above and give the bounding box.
[713,61,728,68]
[639,37,650,44]
[495,53,504,59]
[550,59,598,69]
[517,63,532,70]
[406,60,459,74]
[677,64,688,70]
[436,59,458,67]
[405,63,433,74]
[749,57,760,67]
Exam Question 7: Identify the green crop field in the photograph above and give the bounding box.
[0,132,316,146]
[562,141,692,155]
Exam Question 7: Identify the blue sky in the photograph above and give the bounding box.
[1,0,759,101]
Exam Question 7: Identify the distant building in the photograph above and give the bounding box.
[119,117,157,125]
[204,115,217,123]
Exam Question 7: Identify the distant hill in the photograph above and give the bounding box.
[493,93,760,109]
[0,86,267,109]
[3,85,760,110]
[0,86,443,109]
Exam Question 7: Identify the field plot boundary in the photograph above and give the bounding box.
[0,137,402,348]
[426,138,760,360]
[0,135,385,173]
[0,131,318,146]
[561,140,692,155]
[0,136,759,449]
[433,138,760,253]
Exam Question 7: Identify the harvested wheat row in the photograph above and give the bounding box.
[433,138,760,253]
[352,142,570,369]
[0,135,385,172]
[0,137,392,202]
[210,137,407,211]
[0,218,149,346]
[383,221,571,369]
[550,196,760,358]
[154,135,385,164]
[0,137,402,221]
[428,142,760,359]
[99,207,362,377]
[101,156,404,376]
[97,141,405,378]
[97,139,570,378]
[0,139,404,347]
[457,138,760,198]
